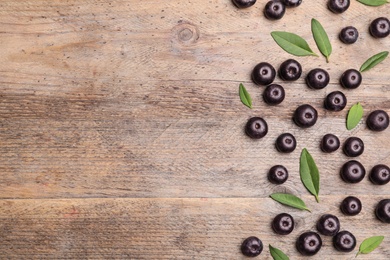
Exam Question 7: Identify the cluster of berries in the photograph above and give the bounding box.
[232,0,302,20]
[240,58,389,258]
[231,0,388,258]
[241,197,389,257]
[232,0,389,42]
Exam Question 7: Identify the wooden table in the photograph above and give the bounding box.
[0,0,389,259]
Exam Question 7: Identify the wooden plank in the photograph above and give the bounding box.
[0,197,389,259]
[0,114,389,199]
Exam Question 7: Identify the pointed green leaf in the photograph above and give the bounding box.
[269,245,290,260]
[311,18,332,63]
[356,236,384,257]
[300,148,320,202]
[270,193,311,212]
[239,83,252,109]
[271,31,318,57]
[347,102,364,130]
[356,0,389,6]
[360,51,389,72]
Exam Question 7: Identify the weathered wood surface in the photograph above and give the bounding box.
[0,0,389,258]
[0,197,389,259]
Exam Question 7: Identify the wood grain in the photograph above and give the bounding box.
[0,0,389,258]
[0,197,389,259]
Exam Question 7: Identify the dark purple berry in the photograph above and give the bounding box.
[370,164,390,185]
[343,137,364,157]
[252,62,276,86]
[306,68,330,89]
[278,59,302,81]
[263,84,285,105]
[245,117,268,139]
[375,199,390,223]
[293,104,318,128]
[232,0,257,8]
[340,160,366,183]
[321,134,340,153]
[328,0,350,14]
[296,232,322,256]
[333,231,356,252]
[339,26,359,44]
[316,214,340,236]
[268,165,288,184]
[324,91,347,111]
[282,0,301,7]
[264,1,286,20]
[340,196,362,216]
[369,17,390,39]
[275,133,296,153]
[241,236,263,257]
[272,213,294,235]
[340,69,362,89]
[366,110,389,132]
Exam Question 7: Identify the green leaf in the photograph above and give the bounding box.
[300,148,320,202]
[360,51,389,72]
[239,83,252,109]
[347,102,364,130]
[356,236,384,257]
[311,18,332,63]
[270,193,311,212]
[269,245,290,260]
[271,31,318,57]
[356,0,389,6]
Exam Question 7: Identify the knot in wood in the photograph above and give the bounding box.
[179,28,193,41]
[173,22,199,44]
[271,185,296,195]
